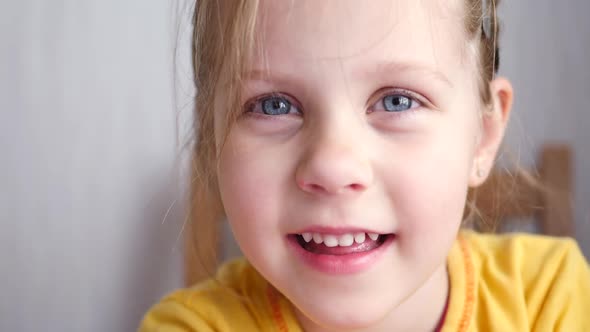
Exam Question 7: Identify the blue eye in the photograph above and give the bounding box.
[244,94,302,118]
[261,96,293,115]
[382,94,415,112]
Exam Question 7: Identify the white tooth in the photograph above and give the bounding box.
[313,233,323,244]
[354,232,366,244]
[301,233,313,243]
[368,233,379,241]
[323,235,338,247]
[338,234,354,246]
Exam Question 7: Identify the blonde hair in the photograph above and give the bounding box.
[184,0,502,285]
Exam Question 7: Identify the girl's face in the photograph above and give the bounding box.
[215,0,504,330]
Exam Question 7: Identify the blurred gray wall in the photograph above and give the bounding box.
[0,1,588,332]
[499,0,590,256]
[0,1,189,331]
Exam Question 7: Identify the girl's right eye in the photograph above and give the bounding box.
[247,95,301,116]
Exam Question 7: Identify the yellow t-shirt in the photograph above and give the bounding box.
[139,231,590,331]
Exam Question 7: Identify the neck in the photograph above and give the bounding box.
[295,264,450,332]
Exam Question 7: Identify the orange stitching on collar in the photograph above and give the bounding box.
[267,285,290,332]
[458,235,475,332]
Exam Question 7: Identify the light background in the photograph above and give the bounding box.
[1,1,588,331]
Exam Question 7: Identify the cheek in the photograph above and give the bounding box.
[216,131,292,255]
[218,143,273,218]
[402,156,469,233]
[380,121,477,252]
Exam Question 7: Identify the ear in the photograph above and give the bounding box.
[469,77,514,187]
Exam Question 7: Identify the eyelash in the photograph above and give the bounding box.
[242,88,427,118]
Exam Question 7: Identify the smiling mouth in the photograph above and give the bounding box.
[292,232,393,255]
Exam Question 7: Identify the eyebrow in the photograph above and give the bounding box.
[243,61,453,88]
[359,60,454,88]
[243,68,277,82]
[242,68,306,91]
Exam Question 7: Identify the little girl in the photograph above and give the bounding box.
[140,0,590,331]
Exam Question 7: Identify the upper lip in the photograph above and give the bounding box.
[290,226,392,235]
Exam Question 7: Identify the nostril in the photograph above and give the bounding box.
[297,180,328,194]
[302,183,328,194]
[348,183,364,191]
[298,180,366,195]
[309,183,324,192]
[295,155,373,195]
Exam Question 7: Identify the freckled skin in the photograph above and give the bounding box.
[215,0,511,331]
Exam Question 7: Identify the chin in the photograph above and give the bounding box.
[304,306,389,330]
[291,287,397,331]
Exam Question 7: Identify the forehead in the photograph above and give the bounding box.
[253,0,468,75]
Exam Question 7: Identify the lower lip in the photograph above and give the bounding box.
[287,234,395,275]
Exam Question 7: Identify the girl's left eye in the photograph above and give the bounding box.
[370,93,421,113]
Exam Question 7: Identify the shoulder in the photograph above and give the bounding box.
[460,231,590,331]
[138,259,280,332]
[462,230,587,279]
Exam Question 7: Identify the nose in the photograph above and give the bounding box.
[295,129,373,197]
